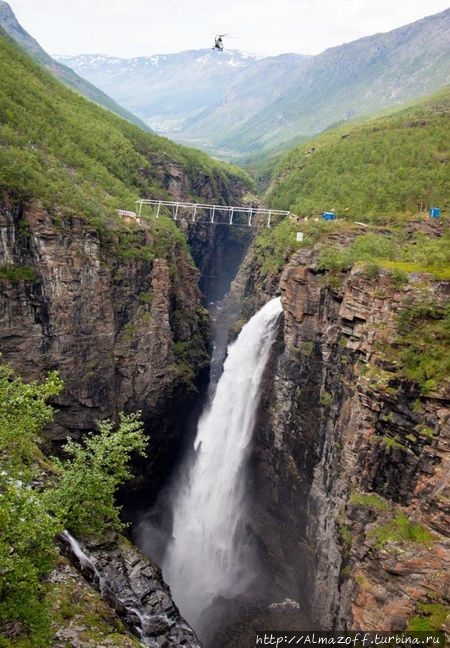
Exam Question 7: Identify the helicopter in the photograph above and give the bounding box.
[213,34,228,51]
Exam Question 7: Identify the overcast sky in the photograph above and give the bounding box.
[8,0,450,58]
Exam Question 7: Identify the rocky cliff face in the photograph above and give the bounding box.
[0,139,256,645]
[54,531,201,648]
[158,163,254,305]
[0,199,209,494]
[235,241,449,632]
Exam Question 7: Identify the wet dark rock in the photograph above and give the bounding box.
[59,532,202,648]
[198,594,311,648]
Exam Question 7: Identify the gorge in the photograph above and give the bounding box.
[0,10,449,645]
[1,186,449,646]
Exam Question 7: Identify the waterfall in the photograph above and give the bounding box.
[162,296,283,626]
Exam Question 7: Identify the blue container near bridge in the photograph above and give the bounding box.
[322,211,336,220]
[429,207,441,218]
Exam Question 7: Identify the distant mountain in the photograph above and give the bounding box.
[0,0,151,131]
[56,49,271,135]
[58,9,450,159]
[208,8,450,156]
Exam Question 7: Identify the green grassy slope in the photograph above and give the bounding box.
[46,57,153,133]
[266,87,450,219]
[0,2,150,132]
[0,31,251,227]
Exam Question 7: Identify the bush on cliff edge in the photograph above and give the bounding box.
[0,363,147,646]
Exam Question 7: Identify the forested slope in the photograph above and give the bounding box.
[0,29,250,228]
[267,87,450,218]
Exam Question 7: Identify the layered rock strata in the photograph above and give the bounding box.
[244,245,449,632]
[0,200,209,491]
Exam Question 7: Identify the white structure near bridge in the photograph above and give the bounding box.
[135,199,290,228]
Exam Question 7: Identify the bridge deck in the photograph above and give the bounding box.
[136,199,290,227]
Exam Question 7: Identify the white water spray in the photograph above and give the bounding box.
[162,297,283,625]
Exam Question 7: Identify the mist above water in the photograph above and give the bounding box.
[162,297,283,626]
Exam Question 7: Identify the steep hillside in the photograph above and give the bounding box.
[59,9,450,159]
[187,8,450,156]
[266,86,450,218]
[0,29,252,469]
[0,30,250,220]
[0,0,150,131]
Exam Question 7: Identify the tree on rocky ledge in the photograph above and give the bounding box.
[0,364,64,645]
[45,412,148,537]
[0,363,147,645]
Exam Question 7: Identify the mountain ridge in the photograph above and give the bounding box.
[57,8,450,158]
[197,7,450,156]
[57,49,275,135]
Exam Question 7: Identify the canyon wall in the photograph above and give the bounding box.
[0,160,253,646]
[0,198,210,497]
[245,243,449,632]
[54,531,202,647]
[2,180,448,638]
[0,163,250,490]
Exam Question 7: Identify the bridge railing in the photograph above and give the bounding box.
[135,199,290,227]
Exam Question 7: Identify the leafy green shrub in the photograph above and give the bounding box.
[45,412,147,537]
[254,216,351,276]
[0,476,60,647]
[317,233,397,273]
[416,425,435,438]
[382,436,406,450]
[0,364,63,473]
[150,214,191,261]
[317,246,351,272]
[0,364,63,644]
[255,218,304,275]
[400,230,450,277]
[0,363,148,642]
[389,268,409,287]
[407,602,448,632]
[394,299,450,393]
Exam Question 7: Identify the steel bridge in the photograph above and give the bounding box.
[135,199,290,228]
